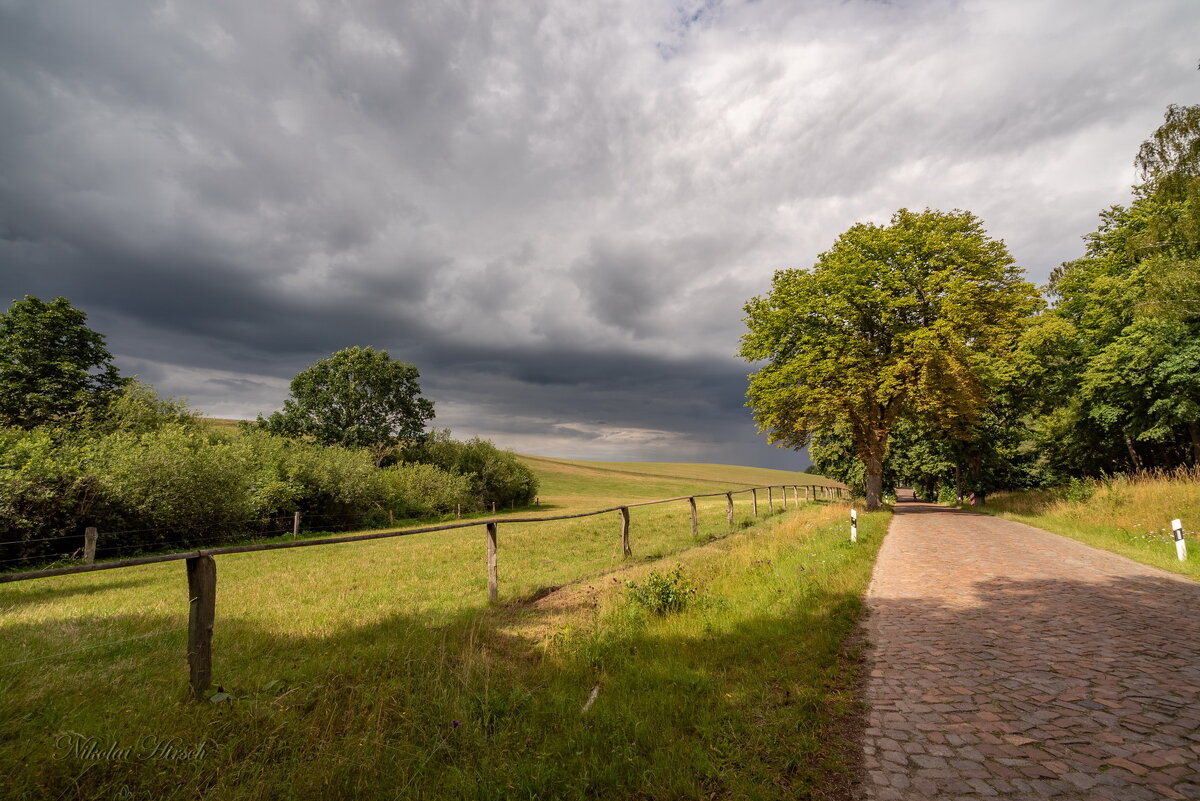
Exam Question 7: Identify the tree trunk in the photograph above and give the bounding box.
[864,454,884,511]
[1189,421,1200,466]
[1123,431,1143,473]
[954,464,963,505]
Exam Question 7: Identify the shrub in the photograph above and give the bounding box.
[625,566,697,616]
[1056,476,1096,504]
[403,432,538,509]
[384,462,474,519]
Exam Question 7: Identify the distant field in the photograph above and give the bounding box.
[0,451,868,800]
[519,453,841,512]
[200,417,243,430]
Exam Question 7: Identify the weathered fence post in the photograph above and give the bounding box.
[83,527,97,564]
[620,506,631,557]
[782,485,788,510]
[486,522,498,602]
[1174,519,1186,561]
[689,497,699,536]
[726,492,734,525]
[805,485,810,503]
[293,511,301,538]
[186,555,217,699]
[792,485,799,506]
[767,486,774,513]
[752,488,759,517]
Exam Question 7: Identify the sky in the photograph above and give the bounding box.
[1,0,1197,469]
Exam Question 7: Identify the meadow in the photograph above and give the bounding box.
[969,467,1200,581]
[0,457,883,800]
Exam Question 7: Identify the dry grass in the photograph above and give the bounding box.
[977,467,1200,580]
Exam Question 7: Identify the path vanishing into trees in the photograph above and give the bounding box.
[862,492,1200,800]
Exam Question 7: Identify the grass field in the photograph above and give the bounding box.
[0,457,877,800]
[968,468,1200,581]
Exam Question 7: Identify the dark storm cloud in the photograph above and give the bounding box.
[1,0,1197,467]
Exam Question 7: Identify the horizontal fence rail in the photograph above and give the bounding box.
[0,482,849,697]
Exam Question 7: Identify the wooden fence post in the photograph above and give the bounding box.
[689,497,699,536]
[805,486,810,503]
[186,555,217,699]
[620,506,631,556]
[767,486,774,513]
[726,492,734,526]
[83,527,97,564]
[752,488,759,517]
[792,485,799,506]
[781,485,787,510]
[486,522,498,603]
[293,511,300,538]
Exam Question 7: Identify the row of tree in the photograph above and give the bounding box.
[743,105,1200,509]
[0,302,537,565]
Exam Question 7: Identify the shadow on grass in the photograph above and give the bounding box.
[0,575,159,611]
[0,561,870,801]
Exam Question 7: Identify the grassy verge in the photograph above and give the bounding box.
[0,495,884,800]
[967,468,1200,581]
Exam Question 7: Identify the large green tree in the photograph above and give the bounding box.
[740,208,1038,509]
[1037,104,1200,472]
[260,346,435,465]
[0,296,125,428]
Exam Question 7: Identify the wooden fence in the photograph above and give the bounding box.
[0,482,849,697]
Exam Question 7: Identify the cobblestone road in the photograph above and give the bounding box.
[862,494,1200,800]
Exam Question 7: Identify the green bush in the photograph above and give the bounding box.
[1056,476,1096,504]
[384,463,474,519]
[402,431,538,509]
[625,566,697,616]
[936,485,957,505]
[0,427,93,564]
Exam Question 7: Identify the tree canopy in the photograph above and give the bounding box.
[740,208,1038,509]
[0,295,125,429]
[259,346,435,465]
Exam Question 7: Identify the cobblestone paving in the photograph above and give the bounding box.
[862,494,1200,800]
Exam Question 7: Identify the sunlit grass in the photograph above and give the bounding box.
[0,458,871,800]
[972,467,1200,580]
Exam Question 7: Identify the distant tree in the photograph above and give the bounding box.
[0,296,125,428]
[259,346,435,466]
[740,209,1038,510]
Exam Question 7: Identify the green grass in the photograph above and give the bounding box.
[968,468,1200,581]
[0,457,877,800]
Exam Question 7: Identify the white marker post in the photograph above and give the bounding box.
[1173,518,1186,561]
[850,508,858,543]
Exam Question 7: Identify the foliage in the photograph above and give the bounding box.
[624,565,697,615]
[741,208,1038,509]
[1030,105,1200,475]
[259,346,435,466]
[403,430,539,508]
[0,296,125,428]
[385,462,475,519]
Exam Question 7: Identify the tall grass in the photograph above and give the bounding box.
[976,466,1200,580]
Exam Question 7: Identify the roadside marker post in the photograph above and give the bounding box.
[851,508,858,543]
[1173,519,1186,561]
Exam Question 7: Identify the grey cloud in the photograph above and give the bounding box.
[1,0,1197,469]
